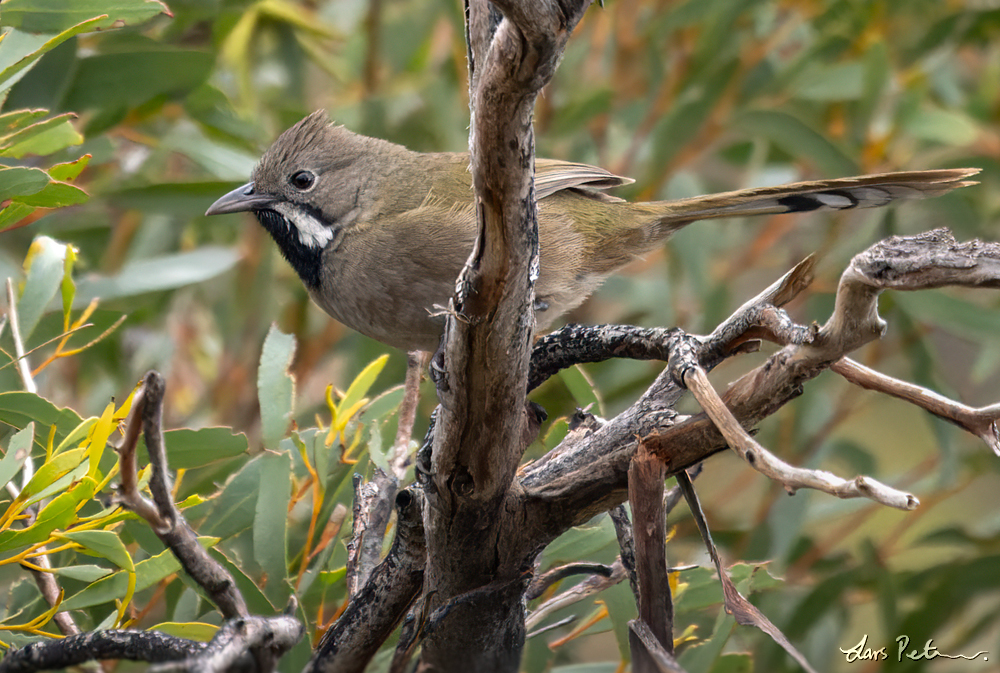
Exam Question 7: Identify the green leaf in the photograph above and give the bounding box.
[0,201,35,231]
[63,48,213,111]
[58,530,134,571]
[0,423,33,493]
[367,421,388,474]
[0,113,81,157]
[360,386,404,423]
[49,564,113,582]
[20,447,86,498]
[0,1,168,33]
[15,181,88,208]
[60,244,77,325]
[542,418,569,450]
[0,391,84,450]
[23,460,88,507]
[106,181,241,216]
[73,247,241,306]
[0,109,48,133]
[0,18,106,94]
[17,235,70,341]
[678,597,736,672]
[893,292,1000,344]
[307,431,328,492]
[647,59,738,175]
[254,450,291,605]
[209,547,277,614]
[733,110,859,176]
[602,578,637,663]
[258,324,296,451]
[559,365,602,416]
[318,566,347,586]
[53,418,96,454]
[200,455,263,539]
[0,166,49,200]
[792,61,865,101]
[60,539,217,611]
[163,123,258,181]
[544,516,617,565]
[47,154,90,181]
[0,477,96,555]
[904,107,979,146]
[143,428,249,470]
[708,653,754,673]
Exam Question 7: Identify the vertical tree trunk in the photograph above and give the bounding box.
[418,1,595,670]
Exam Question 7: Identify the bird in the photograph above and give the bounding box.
[206,110,979,352]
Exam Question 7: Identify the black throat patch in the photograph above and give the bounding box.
[253,209,324,289]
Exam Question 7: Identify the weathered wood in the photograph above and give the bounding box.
[628,442,673,671]
[308,490,426,673]
[419,1,594,671]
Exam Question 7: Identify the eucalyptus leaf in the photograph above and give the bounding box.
[16,236,70,341]
[0,0,169,34]
[559,365,602,416]
[0,113,81,156]
[73,247,240,306]
[49,564,114,583]
[15,181,88,208]
[0,166,49,200]
[58,529,134,571]
[0,18,106,93]
[0,392,84,450]
[63,48,213,111]
[258,325,296,451]
[733,110,859,176]
[60,540,217,611]
[142,427,249,470]
[254,450,291,605]
[151,622,218,642]
[0,424,32,493]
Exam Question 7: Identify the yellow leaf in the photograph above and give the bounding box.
[85,402,116,479]
[336,355,388,419]
[113,386,138,422]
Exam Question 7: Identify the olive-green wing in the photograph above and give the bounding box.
[534,158,634,200]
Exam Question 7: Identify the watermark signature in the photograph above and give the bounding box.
[841,634,988,663]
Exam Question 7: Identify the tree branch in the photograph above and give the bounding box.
[117,372,249,620]
[149,614,302,673]
[0,630,203,673]
[628,442,673,670]
[832,357,1000,456]
[519,230,1000,543]
[683,365,918,510]
[420,1,594,670]
[308,489,426,673]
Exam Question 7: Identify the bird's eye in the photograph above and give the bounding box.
[290,170,316,190]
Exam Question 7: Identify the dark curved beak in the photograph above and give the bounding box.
[205,182,276,216]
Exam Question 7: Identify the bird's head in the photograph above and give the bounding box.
[205,110,376,288]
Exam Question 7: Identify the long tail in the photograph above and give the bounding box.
[650,168,980,232]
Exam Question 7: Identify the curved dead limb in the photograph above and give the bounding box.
[682,365,919,510]
[0,630,204,673]
[118,372,249,620]
[832,358,1000,455]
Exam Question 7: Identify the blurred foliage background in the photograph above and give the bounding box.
[1,0,999,671]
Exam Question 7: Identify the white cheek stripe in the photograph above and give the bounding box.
[272,202,336,248]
